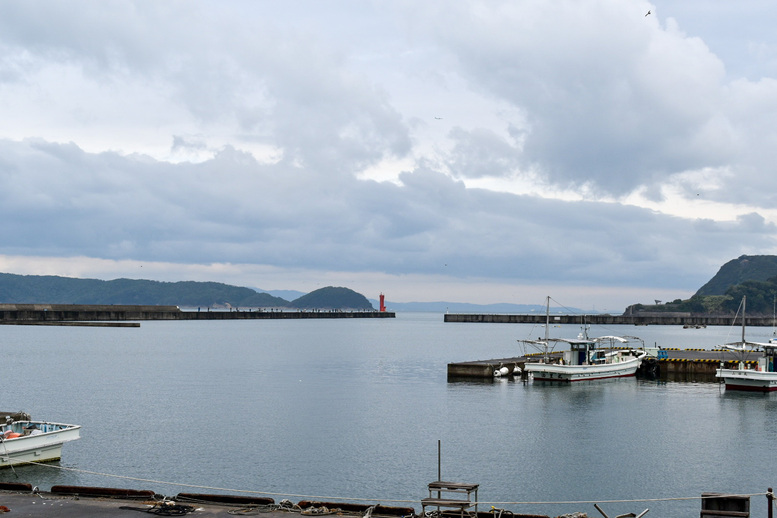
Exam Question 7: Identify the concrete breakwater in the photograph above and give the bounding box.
[444,313,769,326]
[0,304,394,323]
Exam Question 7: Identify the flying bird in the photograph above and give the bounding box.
[434,116,443,120]
[645,10,651,16]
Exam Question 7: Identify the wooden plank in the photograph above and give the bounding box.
[428,482,479,491]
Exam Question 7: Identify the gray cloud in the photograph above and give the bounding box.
[1,138,771,294]
[418,2,736,194]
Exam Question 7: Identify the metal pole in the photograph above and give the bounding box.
[437,440,441,481]
[768,487,773,518]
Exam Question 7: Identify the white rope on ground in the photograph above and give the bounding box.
[474,492,769,505]
[13,460,770,507]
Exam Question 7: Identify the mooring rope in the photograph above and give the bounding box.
[476,492,769,505]
[14,460,416,504]
[10,459,771,507]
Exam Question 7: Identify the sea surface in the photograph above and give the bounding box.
[2,313,776,518]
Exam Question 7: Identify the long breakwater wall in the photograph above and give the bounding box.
[0,304,394,323]
[444,313,770,326]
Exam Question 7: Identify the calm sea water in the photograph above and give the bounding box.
[2,313,775,518]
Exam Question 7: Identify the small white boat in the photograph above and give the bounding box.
[520,297,646,382]
[0,412,81,468]
[716,296,777,392]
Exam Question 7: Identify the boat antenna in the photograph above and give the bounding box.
[544,296,550,362]
[581,313,590,340]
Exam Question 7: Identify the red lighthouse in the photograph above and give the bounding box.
[379,293,386,312]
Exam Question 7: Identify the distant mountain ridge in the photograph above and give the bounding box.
[0,273,373,310]
[6,254,777,315]
[256,289,306,301]
[0,272,599,313]
[0,273,288,307]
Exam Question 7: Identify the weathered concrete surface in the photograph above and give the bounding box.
[0,304,394,323]
[0,490,275,517]
[444,313,771,326]
[0,487,416,517]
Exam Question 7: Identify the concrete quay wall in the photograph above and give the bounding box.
[0,304,183,322]
[448,358,723,382]
[0,304,394,322]
[177,310,395,320]
[444,313,770,326]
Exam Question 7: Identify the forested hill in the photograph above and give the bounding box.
[289,286,372,310]
[695,255,777,296]
[0,273,374,310]
[626,254,777,316]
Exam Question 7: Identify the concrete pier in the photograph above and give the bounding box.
[448,348,747,382]
[444,313,771,326]
[0,304,395,324]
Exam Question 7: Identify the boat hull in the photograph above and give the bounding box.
[0,421,81,468]
[525,358,641,382]
[716,369,777,392]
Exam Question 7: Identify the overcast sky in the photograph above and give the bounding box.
[2,1,776,312]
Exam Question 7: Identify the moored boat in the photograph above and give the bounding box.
[715,296,777,392]
[0,411,81,468]
[522,335,647,382]
[520,297,647,382]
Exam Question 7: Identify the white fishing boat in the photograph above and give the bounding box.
[521,297,647,382]
[523,335,647,382]
[0,412,81,468]
[715,296,777,392]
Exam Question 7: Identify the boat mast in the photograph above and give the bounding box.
[583,313,591,364]
[742,295,746,344]
[544,296,550,362]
